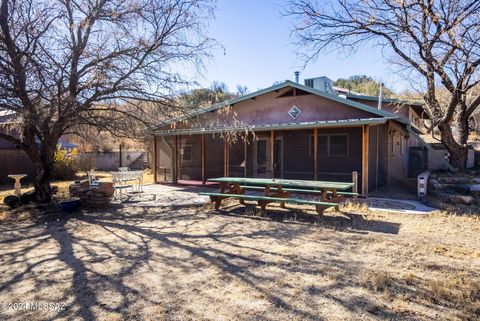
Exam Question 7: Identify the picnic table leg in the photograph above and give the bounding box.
[315,205,325,216]
[278,186,286,208]
[214,182,228,210]
[232,183,245,205]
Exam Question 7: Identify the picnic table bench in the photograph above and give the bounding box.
[199,177,356,215]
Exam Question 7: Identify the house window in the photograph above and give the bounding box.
[389,134,395,156]
[309,133,348,157]
[181,144,193,162]
[329,134,348,157]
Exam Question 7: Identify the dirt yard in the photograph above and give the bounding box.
[0,185,479,321]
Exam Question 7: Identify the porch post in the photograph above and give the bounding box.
[362,125,369,195]
[173,135,178,183]
[313,128,318,180]
[153,136,158,183]
[270,130,274,178]
[224,140,229,177]
[244,132,248,178]
[201,134,205,185]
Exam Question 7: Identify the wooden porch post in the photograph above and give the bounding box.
[224,140,230,177]
[201,134,205,185]
[173,135,178,183]
[313,128,318,180]
[270,130,274,178]
[244,132,248,178]
[153,136,158,183]
[362,125,369,195]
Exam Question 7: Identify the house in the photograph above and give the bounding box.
[147,76,429,194]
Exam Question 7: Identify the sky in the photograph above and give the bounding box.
[198,0,407,93]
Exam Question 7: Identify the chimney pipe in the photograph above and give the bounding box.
[294,71,300,83]
[378,83,384,110]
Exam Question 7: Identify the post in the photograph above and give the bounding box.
[244,132,248,178]
[224,140,229,177]
[153,136,158,183]
[201,134,205,185]
[173,135,178,183]
[270,130,275,177]
[362,125,369,195]
[313,128,318,180]
[352,171,358,196]
[119,143,122,167]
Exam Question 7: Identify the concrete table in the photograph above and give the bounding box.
[8,174,27,196]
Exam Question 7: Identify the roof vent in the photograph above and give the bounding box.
[294,71,300,83]
[304,76,335,94]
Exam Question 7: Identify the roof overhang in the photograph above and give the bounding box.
[152,117,396,136]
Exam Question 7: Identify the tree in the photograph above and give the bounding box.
[0,0,214,202]
[286,0,480,170]
[178,81,236,108]
[334,75,394,97]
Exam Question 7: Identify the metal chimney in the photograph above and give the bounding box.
[378,83,384,110]
[294,71,300,83]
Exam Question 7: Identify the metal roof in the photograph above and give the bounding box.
[150,80,407,132]
[345,93,424,106]
[152,117,395,136]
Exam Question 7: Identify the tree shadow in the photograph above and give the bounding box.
[0,201,473,321]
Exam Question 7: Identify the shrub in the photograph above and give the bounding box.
[51,147,78,179]
[77,153,97,175]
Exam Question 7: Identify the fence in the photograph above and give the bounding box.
[0,150,36,183]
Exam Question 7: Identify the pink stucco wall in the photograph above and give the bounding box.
[170,87,383,131]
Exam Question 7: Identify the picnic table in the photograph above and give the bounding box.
[200,177,356,215]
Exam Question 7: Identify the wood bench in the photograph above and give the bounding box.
[199,192,339,215]
[240,185,359,197]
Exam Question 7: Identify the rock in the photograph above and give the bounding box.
[450,194,474,205]
[470,184,480,197]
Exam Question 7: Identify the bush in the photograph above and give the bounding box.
[77,154,97,175]
[51,147,78,179]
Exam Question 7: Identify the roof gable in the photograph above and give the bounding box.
[153,80,407,130]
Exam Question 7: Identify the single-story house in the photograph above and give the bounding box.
[147,76,430,194]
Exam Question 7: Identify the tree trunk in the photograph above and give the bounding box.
[32,159,54,203]
[438,122,468,171]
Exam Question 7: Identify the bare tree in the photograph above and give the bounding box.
[286,0,480,170]
[0,0,215,201]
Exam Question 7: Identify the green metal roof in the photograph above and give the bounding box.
[152,117,395,136]
[345,93,424,106]
[150,80,408,132]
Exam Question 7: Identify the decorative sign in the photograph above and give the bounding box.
[288,105,301,119]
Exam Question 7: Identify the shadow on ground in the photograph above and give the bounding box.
[0,195,476,321]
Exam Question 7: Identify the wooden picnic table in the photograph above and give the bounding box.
[205,177,355,214]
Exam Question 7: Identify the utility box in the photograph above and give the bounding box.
[417,170,430,197]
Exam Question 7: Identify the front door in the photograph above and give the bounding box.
[273,138,283,178]
[255,138,268,177]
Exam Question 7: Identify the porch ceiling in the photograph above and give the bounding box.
[151,117,396,136]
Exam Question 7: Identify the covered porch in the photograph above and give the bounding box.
[150,119,389,194]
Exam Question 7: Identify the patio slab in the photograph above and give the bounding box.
[360,197,436,215]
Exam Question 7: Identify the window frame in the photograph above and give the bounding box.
[308,133,349,158]
[180,144,194,163]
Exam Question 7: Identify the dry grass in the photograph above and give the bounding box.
[0,185,479,321]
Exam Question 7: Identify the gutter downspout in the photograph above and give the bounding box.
[162,136,176,183]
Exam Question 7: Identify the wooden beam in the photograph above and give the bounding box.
[201,134,205,185]
[224,140,229,177]
[174,135,178,183]
[313,128,318,180]
[270,130,275,178]
[362,125,369,195]
[153,136,158,183]
[244,132,248,178]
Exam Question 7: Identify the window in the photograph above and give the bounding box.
[181,144,193,162]
[329,134,348,157]
[309,133,348,157]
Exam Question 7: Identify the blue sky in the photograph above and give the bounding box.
[198,0,406,93]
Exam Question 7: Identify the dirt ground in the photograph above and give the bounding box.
[0,185,479,321]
